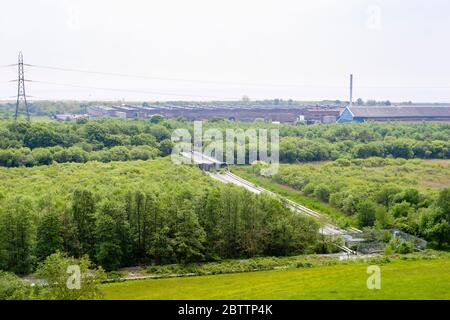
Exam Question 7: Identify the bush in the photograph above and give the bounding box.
[36,252,106,300]
[357,200,377,227]
[302,182,316,195]
[334,158,352,167]
[390,201,413,218]
[386,237,415,254]
[0,271,32,300]
[313,184,331,202]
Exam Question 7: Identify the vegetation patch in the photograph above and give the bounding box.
[0,158,325,275]
[234,160,450,249]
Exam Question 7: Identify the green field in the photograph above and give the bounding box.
[101,257,450,300]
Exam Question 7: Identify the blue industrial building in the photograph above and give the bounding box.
[337,106,450,123]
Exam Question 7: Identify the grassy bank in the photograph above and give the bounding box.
[101,254,450,299]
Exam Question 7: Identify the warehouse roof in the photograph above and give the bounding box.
[348,106,450,118]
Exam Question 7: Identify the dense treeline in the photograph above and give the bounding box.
[0,159,321,273]
[279,136,450,162]
[248,158,450,248]
[277,121,450,162]
[0,119,449,167]
[0,119,174,167]
[202,120,450,162]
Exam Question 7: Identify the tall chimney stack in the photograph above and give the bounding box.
[349,74,353,107]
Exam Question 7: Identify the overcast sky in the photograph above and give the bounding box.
[0,0,449,102]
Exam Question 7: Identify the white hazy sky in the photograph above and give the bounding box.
[0,0,449,102]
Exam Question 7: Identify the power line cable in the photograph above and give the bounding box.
[26,64,450,89]
[31,80,233,100]
[26,64,352,88]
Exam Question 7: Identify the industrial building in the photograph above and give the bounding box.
[87,105,118,117]
[297,107,344,124]
[86,103,343,124]
[338,106,450,123]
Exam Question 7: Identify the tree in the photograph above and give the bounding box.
[313,184,331,202]
[36,211,64,261]
[60,211,81,258]
[358,200,377,227]
[196,189,223,259]
[220,187,243,258]
[32,148,53,165]
[68,146,89,163]
[107,146,131,161]
[384,139,414,159]
[23,125,62,148]
[130,146,158,161]
[96,213,122,271]
[149,125,170,142]
[72,189,97,258]
[374,185,401,209]
[356,98,364,105]
[437,188,450,218]
[159,139,174,156]
[424,219,450,248]
[148,226,173,264]
[149,115,164,124]
[240,194,265,257]
[390,201,413,218]
[354,143,384,158]
[423,189,450,248]
[0,198,35,274]
[36,252,106,300]
[131,133,157,147]
[96,201,132,270]
[171,200,206,263]
[393,189,421,205]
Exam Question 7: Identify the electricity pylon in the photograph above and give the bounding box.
[14,51,30,121]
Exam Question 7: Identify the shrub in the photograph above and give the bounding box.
[357,200,377,227]
[302,182,316,195]
[313,184,331,202]
[0,271,32,300]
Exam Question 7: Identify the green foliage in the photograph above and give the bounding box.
[357,200,378,227]
[95,201,131,271]
[36,252,106,300]
[0,271,32,300]
[238,160,449,242]
[1,119,449,168]
[72,189,96,258]
[0,159,321,273]
[385,237,415,254]
[391,201,413,218]
[96,213,123,271]
[313,184,331,202]
[35,211,64,261]
[0,198,35,274]
[0,119,163,167]
[420,188,450,248]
